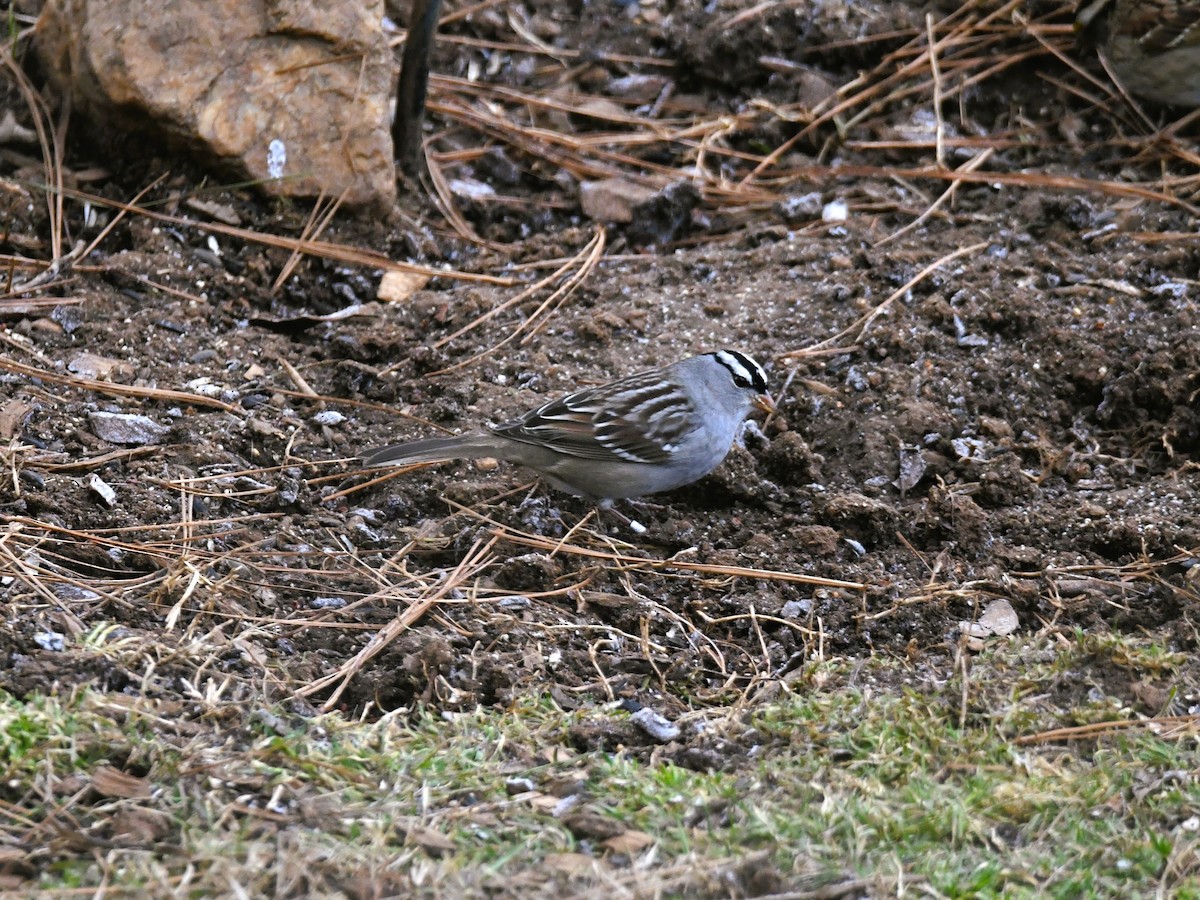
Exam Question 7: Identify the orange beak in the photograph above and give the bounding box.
[753,392,776,415]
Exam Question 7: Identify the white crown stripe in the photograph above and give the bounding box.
[713,350,753,383]
[712,350,768,392]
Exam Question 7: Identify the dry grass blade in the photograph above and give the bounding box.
[426,226,605,374]
[1015,715,1200,745]
[59,185,519,286]
[1,40,65,261]
[495,529,865,590]
[0,356,242,413]
[431,230,602,350]
[271,189,346,292]
[782,241,987,359]
[298,534,500,708]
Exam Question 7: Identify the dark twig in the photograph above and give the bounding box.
[393,0,443,173]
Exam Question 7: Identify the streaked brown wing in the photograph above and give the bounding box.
[1131,1,1200,51]
[491,371,696,463]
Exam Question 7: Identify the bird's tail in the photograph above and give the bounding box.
[361,433,497,468]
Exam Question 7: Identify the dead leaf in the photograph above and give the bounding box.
[543,852,602,875]
[249,304,372,334]
[110,807,172,843]
[405,826,456,856]
[91,765,152,799]
[562,810,623,841]
[0,399,32,440]
[601,830,656,854]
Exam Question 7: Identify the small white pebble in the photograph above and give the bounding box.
[822,199,848,222]
[311,410,345,427]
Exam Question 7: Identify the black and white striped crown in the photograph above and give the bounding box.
[709,350,768,393]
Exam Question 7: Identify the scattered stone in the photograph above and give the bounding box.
[377,270,431,304]
[311,597,347,609]
[0,398,32,440]
[504,777,536,795]
[475,146,523,186]
[629,706,680,743]
[55,584,101,601]
[573,97,627,123]
[960,598,1019,640]
[87,472,117,506]
[562,809,624,841]
[895,445,927,495]
[448,177,497,201]
[68,352,134,380]
[35,0,397,208]
[822,199,849,222]
[602,830,656,855]
[311,410,345,427]
[579,178,657,224]
[607,73,670,102]
[775,191,823,224]
[34,631,66,651]
[183,197,242,225]
[185,378,225,398]
[781,599,811,619]
[627,181,699,246]
[88,411,169,445]
[495,553,562,592]
[404,826,456,857]
[0,108,38,144]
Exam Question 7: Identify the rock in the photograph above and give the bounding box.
[88,411,170,445]
[36,0,398,209]
[377,270,430,304]
[629,706,681,743]
[960,598,1019,640]
[626,181,699,246]
[68,352,134,381]
[606,73,671,102]
[579,178,657,224]
[87,472,117,506]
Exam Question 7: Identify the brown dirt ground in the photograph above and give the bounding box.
[2,0,1199,772]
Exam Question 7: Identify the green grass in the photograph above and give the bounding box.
[2,633,1198,897]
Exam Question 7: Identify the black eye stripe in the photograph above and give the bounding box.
[712,350,768,393]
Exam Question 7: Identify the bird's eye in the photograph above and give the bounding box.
[734,375,750,388]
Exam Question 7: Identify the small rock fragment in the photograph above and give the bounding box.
[775,191,823,224]
[822,199,849,222]
[607,73,670,102]
[960,598,1019,639]
[579,178,657,224]
[311,597,347,609]
[0,398,32,440]
[627,181,699,246]
[87,472,117,506]
[311,410,345,427]
[88,411,169,445]
[630,706,681,743]
[505,777,536,795]
[68,352,134,380]
[377,270,431,304]
[35,631,66,651]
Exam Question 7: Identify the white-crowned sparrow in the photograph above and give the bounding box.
[363,350,774,501]
[1075,0,1200,106]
